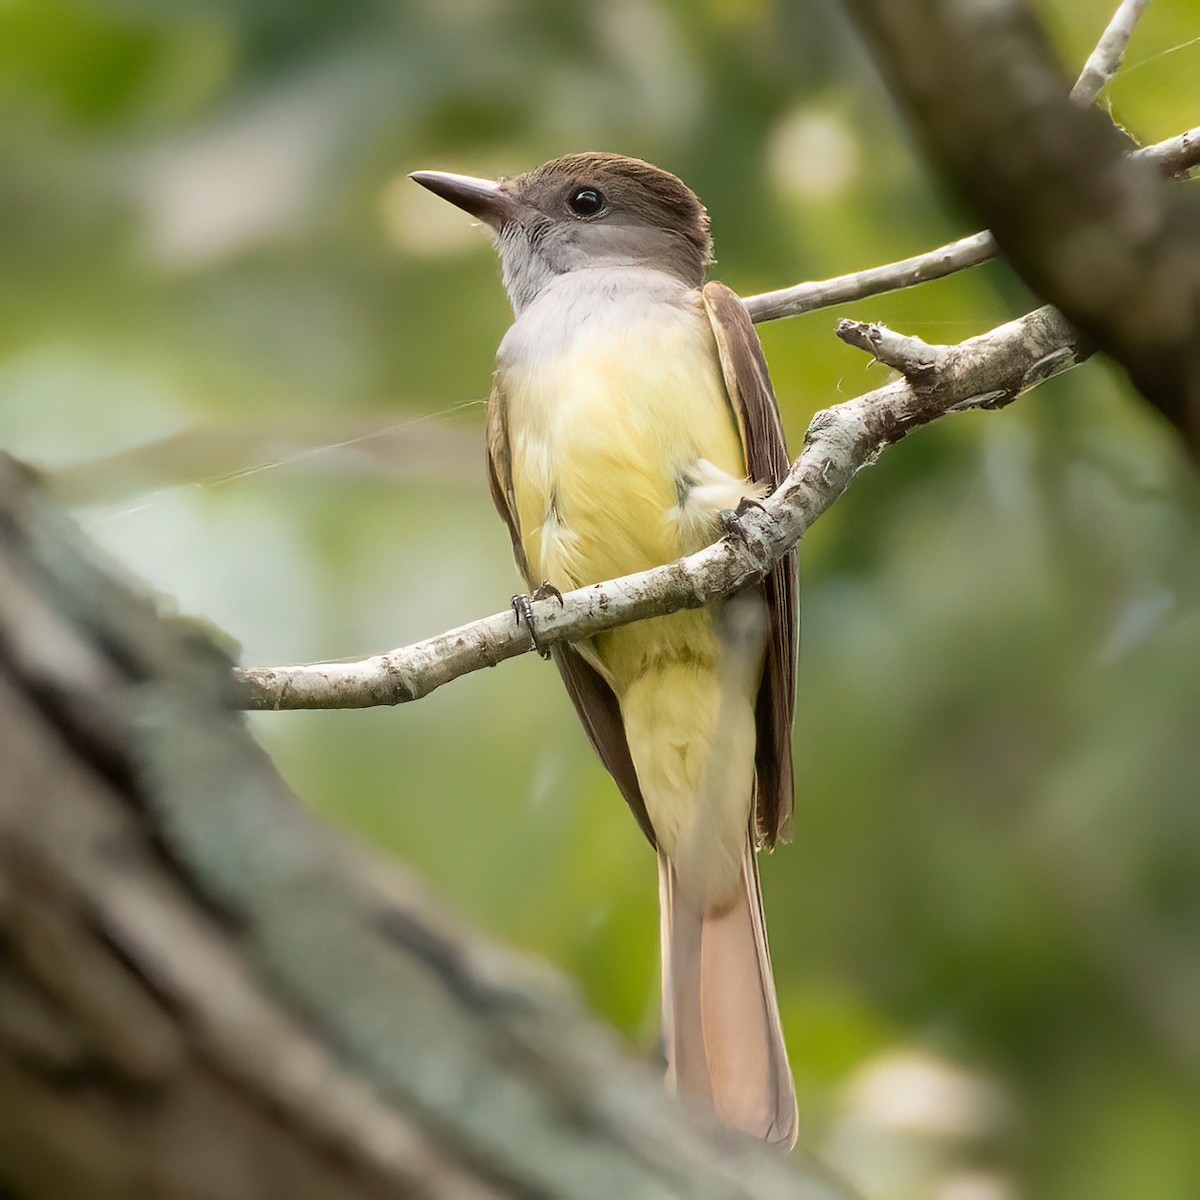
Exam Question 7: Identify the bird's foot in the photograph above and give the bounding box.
[511,581,564,660]
[718,495,768,544]
[718,496,774,583]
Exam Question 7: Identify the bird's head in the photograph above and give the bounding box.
[410,152,712,312]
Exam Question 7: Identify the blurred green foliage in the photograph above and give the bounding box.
[2,0,1199,1196]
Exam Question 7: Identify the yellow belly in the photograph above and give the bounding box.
[499,301,762,908]
[503,311,746,598]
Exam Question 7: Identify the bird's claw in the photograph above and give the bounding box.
[511,580,563,660]
[719,495,768,544]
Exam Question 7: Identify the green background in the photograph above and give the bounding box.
[2,1,1199,1196]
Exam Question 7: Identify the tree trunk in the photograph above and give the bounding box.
[0,452,848,1199]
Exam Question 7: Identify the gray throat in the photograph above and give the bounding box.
[493,221,705,317]
[495,266,703,368]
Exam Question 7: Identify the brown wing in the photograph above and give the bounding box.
[485,383,657,847]
[702,281,797,846]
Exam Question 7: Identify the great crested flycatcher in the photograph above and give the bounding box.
[412,153,798,1148]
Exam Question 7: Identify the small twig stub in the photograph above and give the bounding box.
[836,319,946,378]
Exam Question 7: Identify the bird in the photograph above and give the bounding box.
[411,153,798,1148]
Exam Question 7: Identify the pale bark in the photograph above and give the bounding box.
[237,306,1085,711]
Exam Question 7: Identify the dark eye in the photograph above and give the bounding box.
[567,187,605,217]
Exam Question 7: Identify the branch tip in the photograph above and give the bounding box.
[837,319,945,377]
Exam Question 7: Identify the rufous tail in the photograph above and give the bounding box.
[658,838,797,1148]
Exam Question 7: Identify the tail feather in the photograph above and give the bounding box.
[658,839,797,1148]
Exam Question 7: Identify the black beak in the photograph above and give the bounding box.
[409,170,516,229]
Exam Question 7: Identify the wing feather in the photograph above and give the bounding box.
[486,384,657,845]
[702,282,798,845]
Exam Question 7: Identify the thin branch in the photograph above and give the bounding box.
[1070,0,1152,105]
[744,231,996,324]
[236,305,1086,711]
[743,123,1200,324]
[1139,126,1200,176]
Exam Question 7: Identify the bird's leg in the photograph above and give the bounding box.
[511,581,564,660]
